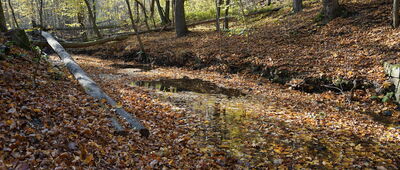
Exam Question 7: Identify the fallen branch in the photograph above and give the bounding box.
[33,34,132,48]
[41,31,149,137]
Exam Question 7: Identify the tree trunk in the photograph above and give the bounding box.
[150,0,156,27]
[134,0,139,22]
[0,0,7,32]
[125,0,147,61]
[77,6,88,41]
[92,0,97,22]
[165,0,171,23]
[172,0,175,25]
[215,0,222,32]
[394,0,399,28]
[3,0,13,29]
[293,0,302,13]
[40,31,149,137]
[223,0,230,30]
[84,0,102,38]
[322,0,339,22]
[8,0,19,28]
[155,0,168,25]
[39,0,44,29]
[175,0,188,37]
[268,0,271,6]
[135,0,150,30]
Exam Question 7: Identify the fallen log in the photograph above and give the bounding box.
[53,24,127,31]
[34,33,132,48]
[41,31,150,137]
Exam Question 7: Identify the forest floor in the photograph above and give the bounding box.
[1,0,400,169]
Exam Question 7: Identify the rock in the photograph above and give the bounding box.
[15,162,29,170]
[376,166,387,170]
[383,110,393,117]
[67,142,77,150]
[7,108,16,114]
[273,158,283,165]
[149,160,158,168]
[224,75,231,79]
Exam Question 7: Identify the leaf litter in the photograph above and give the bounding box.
[2,0,400,168]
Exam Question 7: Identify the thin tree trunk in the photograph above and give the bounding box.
[39,0,44,29]
[84,0,102,38]
[215,0,222,32]
[223,0,230,30]
[135,0,150,30]
[7,0,19,28]
[155,0,168,25]
[394,0,399,28]
[165,0,171,23]
[4,0,13,29]
[150,0,156,27]
[293,0,302,13]
[175,0,188,37]
[172,0,175,25]
[134,0,139,22]
[268,0,271,6]
[125,0,147,60]
[92,0,97,22]
[0,0,7,32]
[77,6,88,41]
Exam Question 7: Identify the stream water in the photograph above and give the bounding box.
[132,78,273,166]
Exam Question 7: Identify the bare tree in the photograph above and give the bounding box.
[172,0,175,25]
[134,0,139,22]
[39,0,44,29]
[394,0,399,27]
[322,0,339,22]
[223,0,230,30]
[155,0,169,25]
[293,0,302,13]
[165,0,171,23]
[135,0,150,30]
[77,5,88,41]
[84,0,102,38]
[150,0,156,27]
[215,0,223,32]
[125,0,147,61]
[7,0,18,28]
[175,0,188,37]
[0,0,7,32]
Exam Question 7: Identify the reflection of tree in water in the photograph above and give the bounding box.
[134,78,244,97]
[134,78,272,167]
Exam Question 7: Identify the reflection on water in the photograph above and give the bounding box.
[109,63,153,72]
[133,78,245,97]
[133,78,270,167]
